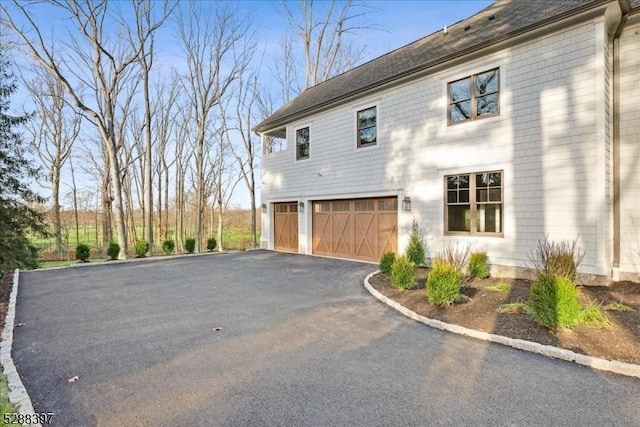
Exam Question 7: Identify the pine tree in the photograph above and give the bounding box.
[0,47,48,273]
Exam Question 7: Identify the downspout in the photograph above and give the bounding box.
[610,0,630,282]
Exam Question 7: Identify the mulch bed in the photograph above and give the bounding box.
[369,268,640,365]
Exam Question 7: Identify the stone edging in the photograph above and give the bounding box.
[364,271,640,379]
[0,270,41,427]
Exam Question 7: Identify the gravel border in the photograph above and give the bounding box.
[364,270,640,379]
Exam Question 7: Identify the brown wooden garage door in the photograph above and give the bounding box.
[312,197,397,262]
[274,202,299,252]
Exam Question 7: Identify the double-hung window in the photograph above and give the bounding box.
[448,68,499,124]
[296,127,310,160]
[357,106,377,147]
[446,171,503,235]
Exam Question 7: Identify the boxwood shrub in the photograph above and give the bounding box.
[75,244,90,262]
[106,242,120,260]
[184,238,196,254]
[162,239,175,255]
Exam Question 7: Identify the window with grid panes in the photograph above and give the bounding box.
[446,171,502,235]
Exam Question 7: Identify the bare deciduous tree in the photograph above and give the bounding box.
[24,67,81,253]
[2,0,170,258]
[176,1,252,252]
[125,0,175,254]
[275,0,374,101]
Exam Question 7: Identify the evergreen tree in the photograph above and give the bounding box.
[0,47,48,273]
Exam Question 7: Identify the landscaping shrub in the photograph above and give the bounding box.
[75,243,90,262]
[135,240,149,257]
[405,220,426,266]
[528,236,584,282]
[206,237,217,251]
[468,251,490,279]
[162,239,175,255]
[529,273,582,330]
[184,238,196,254]
[106,242,120,260]
[441,242,470,272]
[390,255,416,289]
[379,252,396,276]
[426,258,462,307]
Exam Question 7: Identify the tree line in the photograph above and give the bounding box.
[0,0,375,268]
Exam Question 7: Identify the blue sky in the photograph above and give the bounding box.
[9,0,494,209]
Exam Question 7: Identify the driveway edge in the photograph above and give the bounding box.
[364,271,640,379]
[1,269,41,426]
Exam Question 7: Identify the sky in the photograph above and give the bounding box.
[8,0,494,209]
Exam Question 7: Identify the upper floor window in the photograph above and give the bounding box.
[357,106,377,147]
[448,68,499,124]
[445,170,502,235]
[296,127,310,160]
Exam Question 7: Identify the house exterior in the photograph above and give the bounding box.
[256,0,640,284]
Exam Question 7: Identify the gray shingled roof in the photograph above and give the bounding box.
[256,0,616,132]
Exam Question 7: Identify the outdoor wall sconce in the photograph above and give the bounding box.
[298,201,305,214]
[402,196,412,211]
[261,203,267,213]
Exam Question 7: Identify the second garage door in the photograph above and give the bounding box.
[312,197,398,262]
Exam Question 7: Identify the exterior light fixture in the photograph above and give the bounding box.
[298,201,305,214]
[261,203,267,213]
[402,196,412,211]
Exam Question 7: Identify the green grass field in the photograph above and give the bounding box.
[32,228,260,268]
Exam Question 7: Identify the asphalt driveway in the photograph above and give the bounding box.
[13,251,640,426]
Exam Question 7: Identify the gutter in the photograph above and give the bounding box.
[611,0,630,282]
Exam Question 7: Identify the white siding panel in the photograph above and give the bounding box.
[619,21,640,275]
[262,20,620,275]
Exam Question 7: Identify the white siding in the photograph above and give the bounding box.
[261,16,633,277]
[618,19,640,277]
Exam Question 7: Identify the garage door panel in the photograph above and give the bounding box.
[332,213,353,257]
[312,197,397,262]
[354,212,376,260]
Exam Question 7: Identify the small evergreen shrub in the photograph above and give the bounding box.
[405,220,426,266]
[207,237,217,251]
[162,239,175,255]
[468,251,490,279]
[379,252,396,276]
[184,238,196,254]
[390,256,416,289]
[528,236,584,282]
[529,274,582,330]
[75,243,90,262]
[426,258,462,307]
[106,242,120,260]
[135,240,150,257]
